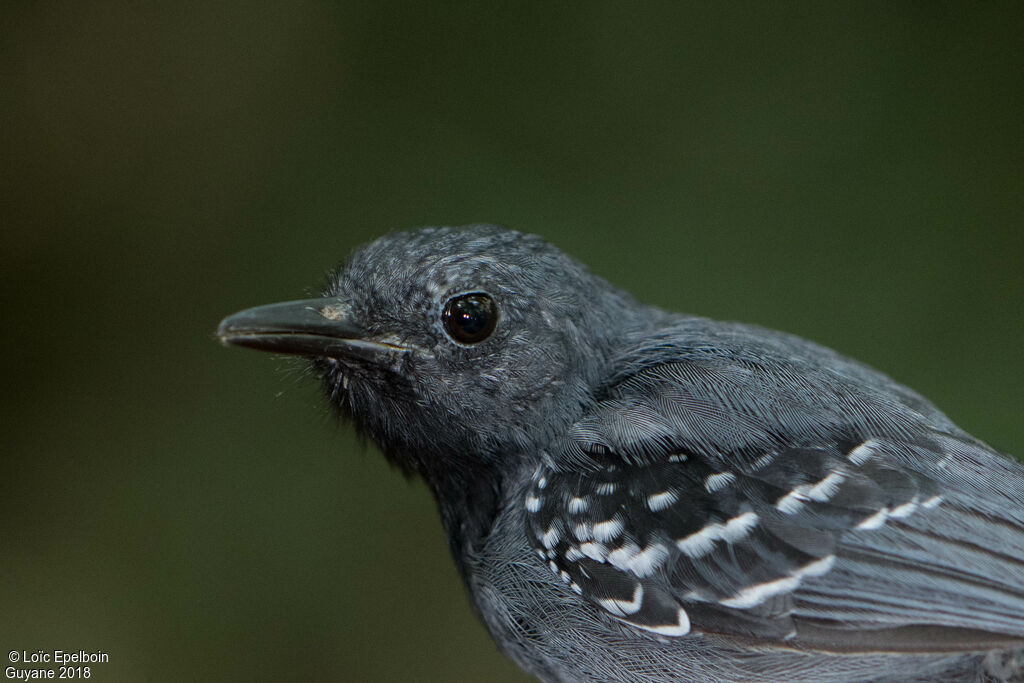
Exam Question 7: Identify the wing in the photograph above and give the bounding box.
[525,346,1024,651]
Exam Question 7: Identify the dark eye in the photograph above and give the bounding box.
[442,292,498,344]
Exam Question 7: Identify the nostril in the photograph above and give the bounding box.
[319,303,352,321]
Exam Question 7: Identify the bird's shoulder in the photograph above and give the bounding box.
[573,315,958,464]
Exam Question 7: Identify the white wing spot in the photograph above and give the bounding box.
[526,495,541,513]
[599,584,644,617]
[675,526,718,557]
[722,555,836,609]
[889,497,920,519]
[564,546,584,562]
[537,476,547,489]
[595,481,618,495]
[704,472,736,493]
[579,542,608,562]
[779,470,846,512]
[796,554,836,578]
[568,496,589,513]
[593,516,625,543]
[647,490,679,511]
[723,511,759,540]
[856,508,889,530]
[676,512,759,558]
[922,495,943,509]
[721,575,800,608]
[541,526,561,549]
[633,608,691,636]
[776,488,810,514]
[625,543,670,578]
[808,470,846,502]
[848,439,878,465]
[572,523,593,541]
[606,542,641,570]
[570,582,583,595]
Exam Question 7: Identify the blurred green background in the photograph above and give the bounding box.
[2,3,1022,681]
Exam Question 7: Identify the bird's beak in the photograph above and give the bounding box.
[217,299,402,358]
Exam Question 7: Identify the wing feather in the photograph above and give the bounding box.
[527,349,1024,650]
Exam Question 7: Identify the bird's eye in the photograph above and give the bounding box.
[442,292,498,344]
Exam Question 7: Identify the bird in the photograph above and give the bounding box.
[218,224,1024,682]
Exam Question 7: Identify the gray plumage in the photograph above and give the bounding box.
[218,224,1024,682]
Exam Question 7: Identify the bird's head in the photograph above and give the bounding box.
[218,225,643,487]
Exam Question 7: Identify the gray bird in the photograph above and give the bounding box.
[218,225,1024,682]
